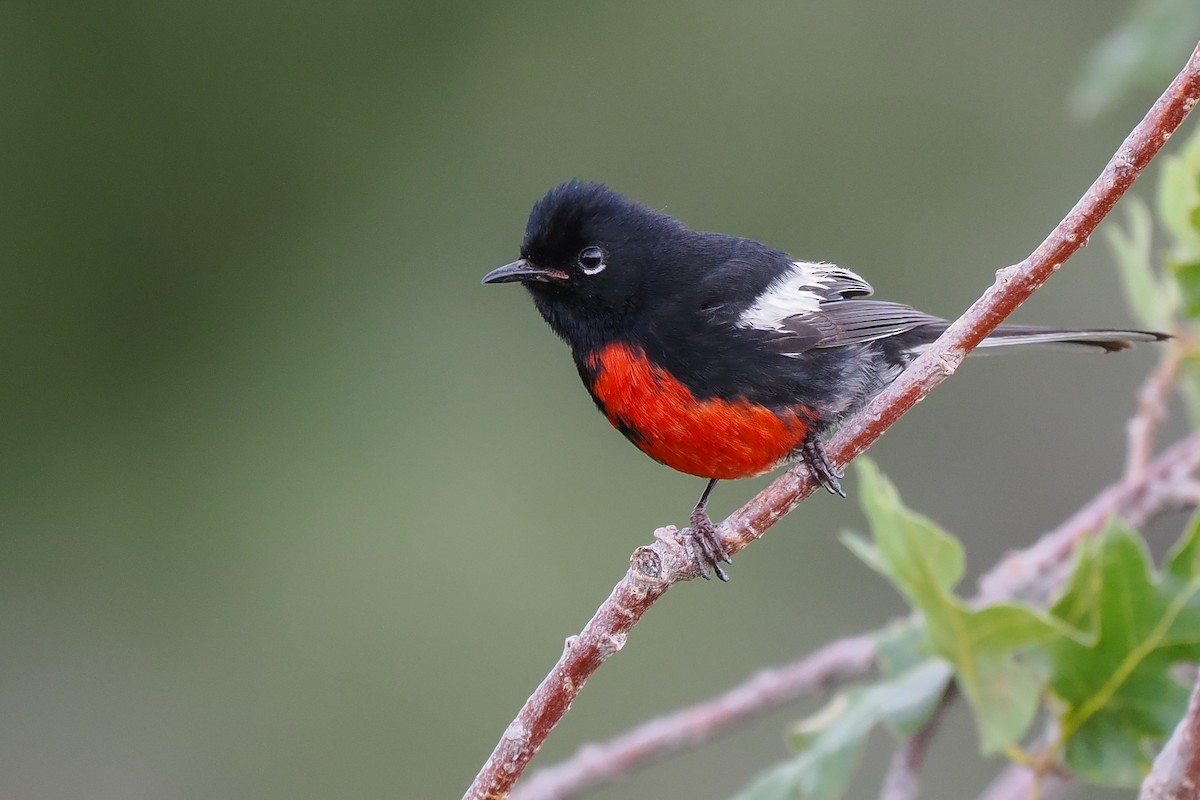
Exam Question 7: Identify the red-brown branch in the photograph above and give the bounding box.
[462,40,1200,800]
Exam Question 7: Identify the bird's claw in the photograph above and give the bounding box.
[685,509,731,582]
[801,432,845,497]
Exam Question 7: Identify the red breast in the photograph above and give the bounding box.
[584,343,812,480]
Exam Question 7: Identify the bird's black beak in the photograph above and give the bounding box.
[481,259,568,285]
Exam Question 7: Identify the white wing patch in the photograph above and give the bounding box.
[737,261,872,332]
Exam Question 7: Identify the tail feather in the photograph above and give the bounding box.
[978,325,1169,353]
[908,324,1169,354]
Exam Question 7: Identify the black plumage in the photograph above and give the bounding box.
[483,180,1167,579]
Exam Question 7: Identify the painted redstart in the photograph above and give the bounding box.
[483,180,1167,581]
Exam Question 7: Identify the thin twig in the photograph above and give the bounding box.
[978,432,1200,606]
[877,685,957,800]
[976,764,1073,800]
[462,40,1200,800]
[977,755,1073,800]
[1126,348,1184,481]
[975,722,1072,800]
[509,635,876,800]
[1139,672,1200,799]
[507,433,1200,800]
[977,766,1073,800]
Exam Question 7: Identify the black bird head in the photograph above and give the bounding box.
[483,180,686,348]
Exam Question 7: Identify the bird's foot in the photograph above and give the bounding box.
[801,432,845,497]
[684,508,731,582]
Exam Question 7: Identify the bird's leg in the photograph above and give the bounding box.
[685,478,731,582]
[801,431,845,497]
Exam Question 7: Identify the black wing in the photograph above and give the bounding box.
[732,260,942,354]
[784,299,944,351]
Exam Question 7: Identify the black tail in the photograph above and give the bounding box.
[909,324,1170,354]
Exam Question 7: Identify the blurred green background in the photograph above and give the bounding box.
[2,2,1189,798]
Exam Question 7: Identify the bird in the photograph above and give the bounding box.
[482,180,1167,581]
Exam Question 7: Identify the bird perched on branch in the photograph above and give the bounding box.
[483,180,1166,581]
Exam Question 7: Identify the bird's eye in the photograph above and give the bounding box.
[578,246,606,275]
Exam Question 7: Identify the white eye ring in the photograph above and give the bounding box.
[579,246,606,275]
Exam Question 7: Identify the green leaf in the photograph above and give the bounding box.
[1158,126,1200,261]
[1047,517,1200,787]
[838,531,887,578]
[1162,128,1200,320]
[873,621,930,678]
[1169,259,1200,320]
[1167,511,1200,578]
[731,655,952,800]
[1049,535,1103,640]
[1071,0,1200,121]
[848,459,1073,753]
[1104,199,1175,329]
[853,459,963,593]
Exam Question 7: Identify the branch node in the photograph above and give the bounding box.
[651,524,682,549]
[503,719,532,748]
[935,349,964,376]
[598,632,627,659]
[633,526,692,585]
[996,264,1021,283]
[631,545,664,584]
